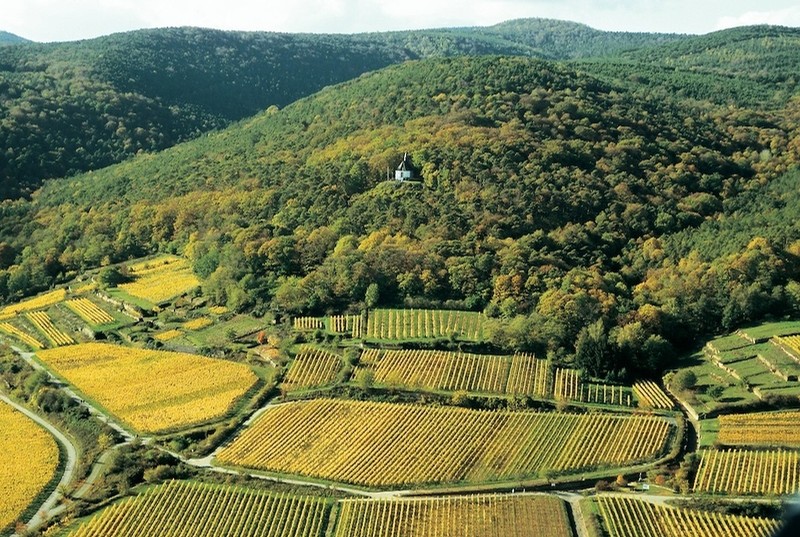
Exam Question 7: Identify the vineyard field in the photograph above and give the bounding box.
[293,317,325,331]
[365,309,486,341]
[553,368,633,407]
[216,399,673,488]
[283,347,342,390]
[633,381,674,410]
[335,495,573,537]
[329,315,363,338]
[718,411,800,447]
[65,298,115,325]
[37,343,258,433]
[27,311,74,346]
[119,256,199,304]
[694,449,799,495]
[182,317,213,330]
[0,402,59,532]
[67,480,329,537]
[0,321,43,349]
[0,289,66,320]
[597,496,778,537]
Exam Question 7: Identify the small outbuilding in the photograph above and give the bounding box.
[394,153,415,181]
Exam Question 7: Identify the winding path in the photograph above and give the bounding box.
[0,394,77,536]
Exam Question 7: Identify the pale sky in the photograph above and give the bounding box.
[3,0,800,42]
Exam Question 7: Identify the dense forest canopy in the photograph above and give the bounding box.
[0,31,28,45]
[0,19,683,198]
[1,48,799,378]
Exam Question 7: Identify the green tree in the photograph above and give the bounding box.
[365,283,380,309]
[575,320,610,377]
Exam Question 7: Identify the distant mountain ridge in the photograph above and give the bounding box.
[1,19,796,199]
[0,31,29,45]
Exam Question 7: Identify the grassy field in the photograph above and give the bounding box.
[36,343,258,433]
[739,321,800,341]
[0,402,59,533]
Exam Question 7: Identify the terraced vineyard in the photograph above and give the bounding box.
[293,317,326,330]
[0,402,59,532]
[718,411,800,447]
[365,309,486,341]
[597,496,779,537]
[119,256,200,304]
[27,311,74,346]
[633,381,674,409]
[65,298,115,325]
[37,343,258,433]
[694,449,799,495]
[67,480,329,537]
[553,368,632,406]
[776,335,800,358]
[154,329,183,341]
[283,347,342,390]
[0,289,66,320]
[335,495,573,537]
[216,399,674,488]
[0,322,43,349]
[329,315,363,338]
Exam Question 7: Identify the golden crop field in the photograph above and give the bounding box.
[27,311,74,346]
[37,343,258,433]
[694,448,799,495]
[633,381,674,410]
[216,399,673,488]
[776,335,800,358]
[65,298,115,325]
[68,480,329,537]
[0,402,59,532]
[597,496,778,537]
[366,309,486,341]
[0,322,43,349]
[283,347,341,390]
[209,305,229,315]
[335,495,572,537]
[718,411,800,447]
[154,329,183,341]
[366,349,549,396]
[0,289,66,320]
[182,317,212,330]
[119,256,199,304]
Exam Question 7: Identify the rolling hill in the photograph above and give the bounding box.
[0,31,28,45]
[1,53,798,374]
[0,19,682,198]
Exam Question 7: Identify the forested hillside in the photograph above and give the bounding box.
[0,32,28,45]
[0,20,680,198]
[574,26,800,108]
[1,54,798,378]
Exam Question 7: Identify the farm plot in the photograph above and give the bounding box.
[365,309,486,341]
[554,369,632,406]
[597,496,778,537]
[119,256,199,304]
[216,399,674,488]
[67,480,329,537]
[0,402,59,532]
[334,494,573,537]
[37,343,258,433]
[718,411,800,447]
[0,289,66,320]
[27,311,74,346]
[329,315,363,338]
[633,381,674,410]
[694,449,799,495]
[283,347,342,390]
[65,298,115,325]
[366,350,550,397]
[0,322,43,349]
